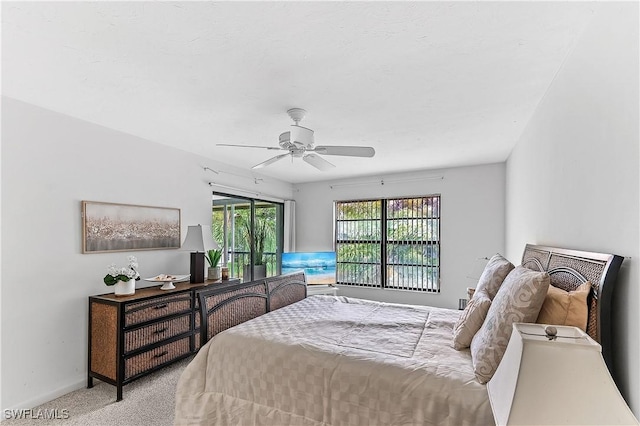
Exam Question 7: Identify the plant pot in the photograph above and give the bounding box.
[208,266,221,281]
[114,279,135,296]
[243,264,267,282]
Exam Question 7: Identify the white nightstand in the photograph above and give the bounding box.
[307,285,339,296]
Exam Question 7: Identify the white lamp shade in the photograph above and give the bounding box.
[181,225,219,252]
[487,323,638,426]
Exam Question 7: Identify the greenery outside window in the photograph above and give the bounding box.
[335,195,440,292]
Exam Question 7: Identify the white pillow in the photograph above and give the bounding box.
[470,266,550,383]
[474,254,515,300]
[453,292,491,350]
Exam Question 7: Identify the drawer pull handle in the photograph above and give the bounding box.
[154,351,168,358]
[154,304,168,310]
[154,327,168,334]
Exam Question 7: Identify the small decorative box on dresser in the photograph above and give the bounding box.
[88,279,239,401]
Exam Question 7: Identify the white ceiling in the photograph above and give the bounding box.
[2,1,595,184]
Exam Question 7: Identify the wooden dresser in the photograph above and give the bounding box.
[88,279,239,401]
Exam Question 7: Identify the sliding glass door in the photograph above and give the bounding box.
[212,193,283,282]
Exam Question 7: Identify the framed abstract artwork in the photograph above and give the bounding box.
[82,201,181,253]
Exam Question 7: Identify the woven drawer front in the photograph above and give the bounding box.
[124,313,191,353]
[125,336,190,379]
[125,294,191,326]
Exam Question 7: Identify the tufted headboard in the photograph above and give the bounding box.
[521,244,624,372]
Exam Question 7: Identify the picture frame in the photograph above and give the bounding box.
[82,201,181,253]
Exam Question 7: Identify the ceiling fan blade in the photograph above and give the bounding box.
[312,145,375,157]
[217,143,282,150]
[303,153,335,171]
[252,153,290,169]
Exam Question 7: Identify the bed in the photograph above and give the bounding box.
[174,244,624,426]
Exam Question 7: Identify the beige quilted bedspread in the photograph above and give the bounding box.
[174,296,493,426]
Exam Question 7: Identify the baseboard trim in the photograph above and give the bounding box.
[2,378,86,417]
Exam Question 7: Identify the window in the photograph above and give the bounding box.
[335,195,440,292]
[212,193,284,282]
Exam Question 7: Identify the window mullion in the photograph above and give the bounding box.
[381,199,387,289]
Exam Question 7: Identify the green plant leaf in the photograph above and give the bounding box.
[205,249,222,267]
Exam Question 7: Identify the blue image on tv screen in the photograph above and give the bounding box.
[282,251,336,285]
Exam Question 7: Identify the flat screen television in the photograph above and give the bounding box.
[282,251,336,285]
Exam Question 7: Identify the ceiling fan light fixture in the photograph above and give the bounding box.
[279,131,291,147]
[289,125,314,146]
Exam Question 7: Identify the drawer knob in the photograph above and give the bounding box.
[154,304,168,310]
[154,327,168,334]
[154,351,168,358]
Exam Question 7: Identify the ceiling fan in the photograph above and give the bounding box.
[217,108,375,171]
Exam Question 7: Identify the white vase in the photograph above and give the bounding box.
[207,266,221,281]
[114,279,135,296]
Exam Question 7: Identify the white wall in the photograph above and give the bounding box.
[0,97,293,410]
[505,2,639,413]
[294,163,505,310]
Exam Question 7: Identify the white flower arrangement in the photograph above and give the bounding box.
[104,255,141,286]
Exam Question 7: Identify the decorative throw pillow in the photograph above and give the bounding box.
[536,281,591,331]
[453,292,492,350]
[474,254,515,300]
[470,266,550,384]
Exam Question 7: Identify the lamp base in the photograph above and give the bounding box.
[190,252,205,283]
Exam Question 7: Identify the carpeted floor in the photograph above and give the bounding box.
[3,356,193,426]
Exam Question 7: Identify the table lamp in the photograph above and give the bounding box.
[181,224,219,284]
[487,323,638,425]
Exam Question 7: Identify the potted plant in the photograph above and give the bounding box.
[206,249,222,280]
[237,209,274,281]
[104,255,140,296]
